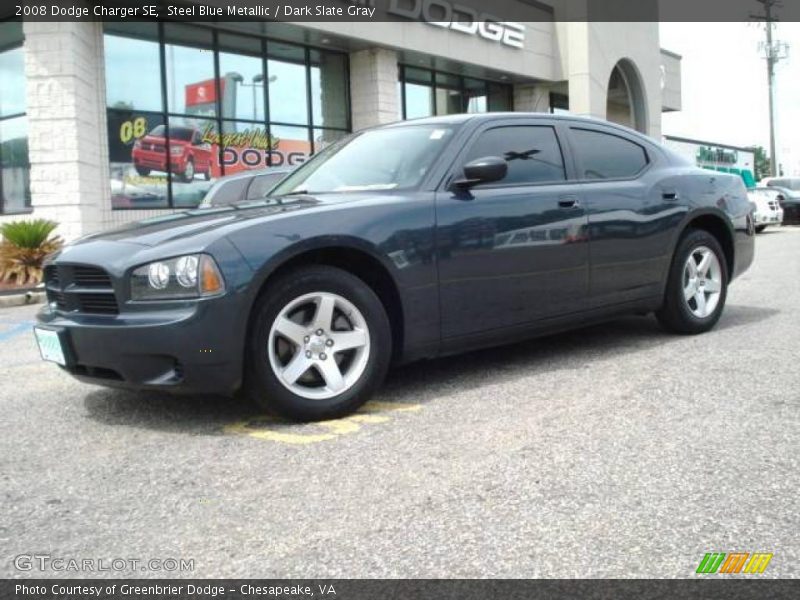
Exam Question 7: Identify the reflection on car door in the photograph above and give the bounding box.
[435,119,590,340]
[567,126,683,305]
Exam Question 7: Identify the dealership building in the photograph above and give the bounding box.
[0,3,683,240]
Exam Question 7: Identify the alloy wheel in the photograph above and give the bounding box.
[267,292,371,400]
[682,245,722,318]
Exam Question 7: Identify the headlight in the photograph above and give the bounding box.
[170,146,185,156]
[130,254,225,300]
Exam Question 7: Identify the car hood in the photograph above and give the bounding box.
[68,195,347,248]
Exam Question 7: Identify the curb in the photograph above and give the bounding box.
[0,291,45,308]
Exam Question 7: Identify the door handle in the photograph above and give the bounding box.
[662,190,680,201]
[558,196,580,208]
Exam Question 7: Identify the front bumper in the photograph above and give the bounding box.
[753,210,783,225]
[36,297,243,396]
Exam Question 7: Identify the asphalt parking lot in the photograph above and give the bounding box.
[1,228,798,579]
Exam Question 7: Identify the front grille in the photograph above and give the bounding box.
[44,264,119,315]
[73,265,112,288]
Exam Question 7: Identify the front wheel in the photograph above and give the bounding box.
[656,229,728,335]
[755,224,767,233]
[244,266,392,421]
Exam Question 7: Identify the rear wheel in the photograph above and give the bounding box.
[244,266,392,421]
[656,229,728,334]
[134,166,150,176]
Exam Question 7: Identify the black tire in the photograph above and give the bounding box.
[243,266,392,421]
[204,168,211,181]
[755,225,767,233]
[656,228,729,335]
[134,166,150,176]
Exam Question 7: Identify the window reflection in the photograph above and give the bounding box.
[219,34,264,122]
[310,50,348,129]
[270,124,311,169]
[103,23,161,112]
[0,116,30,213]
[103,24,349,209]
[164,24,215,117]
[400,66,512,119]
[268,42,308,125]
[0,21,29,214]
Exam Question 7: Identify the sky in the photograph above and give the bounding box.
[660,22,800,176]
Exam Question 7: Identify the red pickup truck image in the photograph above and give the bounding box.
[132,125,213,182]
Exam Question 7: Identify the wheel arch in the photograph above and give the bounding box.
[672,209,735,277]
[244,239,405,364]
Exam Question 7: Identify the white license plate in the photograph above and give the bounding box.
[34,327,66,366]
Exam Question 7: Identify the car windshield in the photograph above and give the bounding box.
[271,124,457,195]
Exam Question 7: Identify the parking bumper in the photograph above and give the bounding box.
[35,298,243,395]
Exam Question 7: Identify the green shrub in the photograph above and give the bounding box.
[0,219,63,285]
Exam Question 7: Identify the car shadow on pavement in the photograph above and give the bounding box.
[82,305,779,435]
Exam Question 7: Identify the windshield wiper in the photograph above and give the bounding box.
[277,189,310,197]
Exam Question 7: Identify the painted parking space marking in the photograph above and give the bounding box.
[0,321,35,343]
[224,401,421,444]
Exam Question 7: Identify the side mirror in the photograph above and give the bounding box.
[452,156,508,189]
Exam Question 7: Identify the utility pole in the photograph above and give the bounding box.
[752,0,789,177]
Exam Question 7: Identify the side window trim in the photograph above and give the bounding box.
[567,126,652,183]
[442,119,572,191]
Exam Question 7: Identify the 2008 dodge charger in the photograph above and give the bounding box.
[35,114,755,420]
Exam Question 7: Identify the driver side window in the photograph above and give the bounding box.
[462,125,566,186]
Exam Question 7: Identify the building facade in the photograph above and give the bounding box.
[0,5,682,240]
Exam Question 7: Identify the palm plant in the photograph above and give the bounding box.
[0,219,63,286]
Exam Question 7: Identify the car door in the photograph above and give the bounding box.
[435,119,590,340]
[565,125,678,305]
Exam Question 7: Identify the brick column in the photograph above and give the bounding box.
[23,21,108,241]
[348,48,399,131]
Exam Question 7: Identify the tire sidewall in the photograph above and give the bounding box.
[246,266,391,421]
[670,230,729,331]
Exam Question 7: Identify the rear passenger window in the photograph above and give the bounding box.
[462,126,566,186]
[571,128,648,179]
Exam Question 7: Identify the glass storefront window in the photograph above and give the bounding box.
[0,116,30,213]
[404,84,434,119]
[168,116,217,207]
[103,23,350,209]
[0,31,25,118]
[104,23,161,112]
[108,110,168,208]
[164,24,215,117]
[400,65,512,119]
[268,42,308,126]
[310,50,348,130]
[0,20,29,214]
[219,34,265,123]
[270,124,312,169]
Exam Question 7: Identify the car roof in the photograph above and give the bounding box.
[381,112,653,142]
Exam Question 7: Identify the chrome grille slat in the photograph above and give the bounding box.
[43,264,118,315]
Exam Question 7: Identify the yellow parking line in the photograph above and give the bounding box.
[224,401,422,444]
